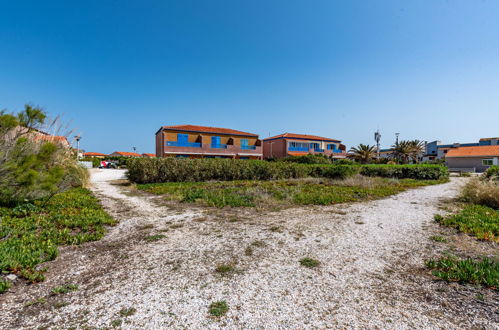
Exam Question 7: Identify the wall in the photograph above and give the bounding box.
[446,157,497,172]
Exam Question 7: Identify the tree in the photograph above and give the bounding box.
[0,105,86,205]
[407,140,425,163]
[392,140,425,164]
[349,144,376,164]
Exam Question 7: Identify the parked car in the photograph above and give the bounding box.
[99,161,117,169]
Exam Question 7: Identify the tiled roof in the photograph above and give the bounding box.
[142,153,156,157]
[446,145,499,157]
[83,152,108,157]
[264,133,340,142]
[112,151,142,157]
[159,125,258,137]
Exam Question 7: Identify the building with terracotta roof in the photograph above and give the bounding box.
[109,151,142,157]
[263,133,346,159]
[83,152,108,158]
[445,145,499,172]
[142,153,156,158]
[155,125,262,159]
[424,137,499,162]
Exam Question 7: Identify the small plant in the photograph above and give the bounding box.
[299,257,320,268]
[170,223,184,229]
[430,235,447,243]
[244,246,253,256]
[145,234,166,242]
[425,256,498,288]
[0,278,11,293]
[111,319,123,327]
[269,226,282,232]
[25,298,47,307]
[215,263,235,275]
[119,307,137,317]
[208,300,228,317]
[53,301,69,309]
[51,283,78,295]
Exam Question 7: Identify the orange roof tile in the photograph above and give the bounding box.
[83,152,108,157]
[446,145,499,157]
[142,153,156,157]
[159,125,258,137]
[264,132,340,142]
[112,151,142,157]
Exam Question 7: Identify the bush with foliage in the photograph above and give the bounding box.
[0,105,87,205]
[360,164,448,180]
[127,158,359,183]
[460,178,499,209]
[484,166,499,180]
[279,154,331,164]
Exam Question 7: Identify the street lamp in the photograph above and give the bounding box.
[395,133,400,145]
[75,135,81,160]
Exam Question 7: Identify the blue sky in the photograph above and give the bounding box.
[1,1,498,153]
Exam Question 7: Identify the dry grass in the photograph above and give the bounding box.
[460,178,499,209]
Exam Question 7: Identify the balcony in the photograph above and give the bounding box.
[166,141,201,148]
[314,148,325,152]
[241,145,256,150]
[210,143,227,149]
[289,146,309,151]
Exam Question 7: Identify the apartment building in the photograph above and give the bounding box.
[263,133,346,159]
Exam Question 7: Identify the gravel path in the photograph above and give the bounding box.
[1,170,497,329]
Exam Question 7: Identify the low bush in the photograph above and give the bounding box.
[208,301,228,317]
[435,205,498,242]
[0,188,115,284]
[360,164,448,180]
[460,178,499,209]
[0,278,11,293]
[425,256,498,288]
[279,154,331,164]
[127,158,358,183]
[484,166,499,180]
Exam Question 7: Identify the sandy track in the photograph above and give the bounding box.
[1,171,497,329]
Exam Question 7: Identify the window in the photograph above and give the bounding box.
[211,136,221,145]
[327,144,337,151]
[289,142,309,149]
[241,139,248,147]
[177,133,188,143]
[482,159,493,166]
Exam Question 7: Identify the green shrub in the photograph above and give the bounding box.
[425,256,498,288]
[0,278,11,293]
[280,154,331,164]
[208,301,228,317]
[484,166,499,180]
[360,164,448,180]
[127,158,358,183]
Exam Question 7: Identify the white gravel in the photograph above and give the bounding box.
[0,174,497,329]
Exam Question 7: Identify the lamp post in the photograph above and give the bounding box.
[374,130,381,158]
[395,133,400,146]
[75,135,81,160]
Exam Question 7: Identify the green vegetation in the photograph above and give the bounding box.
[425,257,498,289]
[279,154,332,164]
[429,235,448,243]
[144,234,166,242]
[299,257,320,268]
[435,205,498,242]
[215,263,235,274]
[349,144,377,164]
[360,164,448,180]
[0,278,11,293]
[460,178,499,209]
[484,166,499,180]
[51,283,78,295]
[208,301,229,317]
[119,307,137,317]
[0,105,88,205]
[137,177,447,208]
[0,188,115,283]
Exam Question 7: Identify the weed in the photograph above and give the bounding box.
[244,247,253,256]
[460,178,499,209]
[300,257,320,268]
[119,307,137,317]
[215,263,235,275]
[53,301,69,309]
[476,293,485,301]
[429,235,448,243]
[51,283,78,295]
[208,301,228,317]
[251,240,266,247]
[269,226,283,232]
[111,319,122,327]
[25,298,47,307]
[144,234,166,242]
[170,224,184,229]
[425,256,498,288]
[0,278,11,293]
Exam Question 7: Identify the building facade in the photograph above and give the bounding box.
[109,151,142,157]
[423,137,499,161]
[446,145,499,172]
[263,133,346,159]
[155,125,263,159]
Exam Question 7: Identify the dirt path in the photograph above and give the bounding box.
[1,170,497,329]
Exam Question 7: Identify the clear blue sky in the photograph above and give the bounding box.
[1,1,498,153]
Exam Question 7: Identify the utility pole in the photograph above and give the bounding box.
[133,147,137,153]
[75,135,81,160]
[395,133,400,146]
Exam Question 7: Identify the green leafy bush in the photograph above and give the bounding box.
[360,164,448,180]
[425,256,498,288]
[127,158,358,183]
[0,188,115,284]
[280,154,331,164]
[484,166,499,180]
[0,278,11,293]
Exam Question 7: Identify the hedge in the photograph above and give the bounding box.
[360,164,448,180]
[126,158,358,183]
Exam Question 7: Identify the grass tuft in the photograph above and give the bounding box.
[429,235,448,243]
[299,257,320,268]
[215,263,235,275]
[208,300,228,317]
[0,278,11,293]
[119,307,137,317]
[144,234,166,242]
[51,283,78,295]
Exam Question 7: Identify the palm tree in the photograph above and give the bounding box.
[349,144,376,164]
[407,140,425,163]
[391,140,412,164]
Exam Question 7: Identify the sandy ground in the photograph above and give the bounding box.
[1,169,497,329]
